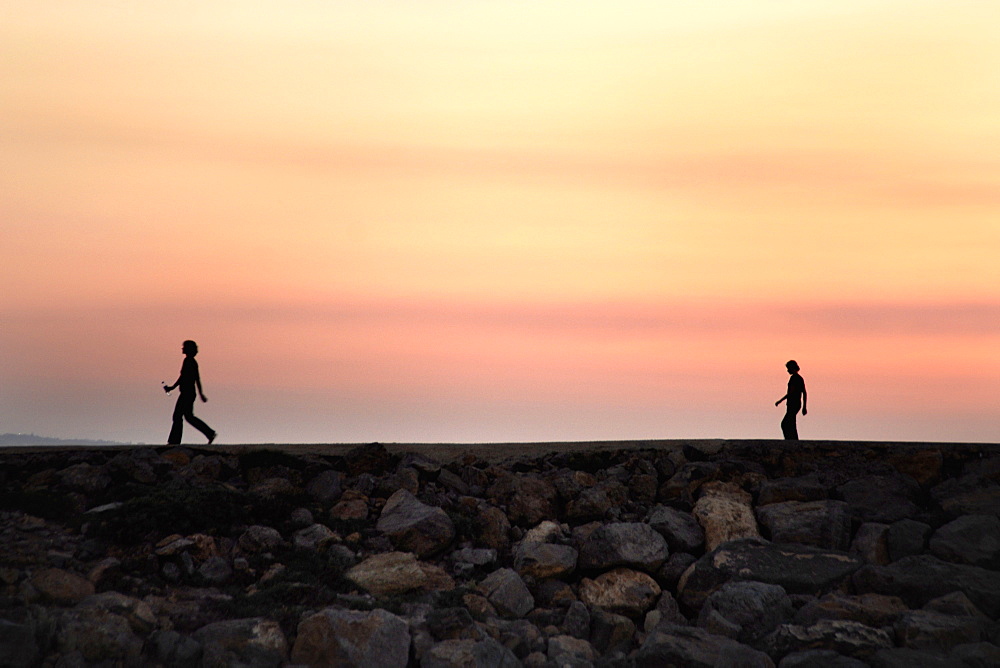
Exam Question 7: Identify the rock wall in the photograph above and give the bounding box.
[1,439,998,667]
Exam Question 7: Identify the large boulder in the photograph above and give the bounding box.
[762,620,894,661]
[193,617,288,668]
[852,554,1000,617]
[578,568,661,618]
[291,608,410,668]
[893,609,986,651]
[930,475,1000,518]
[345,551,455,596]
[697,581,794,644]
[794,593,908,628]
[635,623,775,668]
[837,474,921,524]
[756,500,852,551]
[928,515,1000,569]
[376,489,455,557]
[692,482,761,551]
[646,505,705,553]
[55,608,144,666]
[678,539,863,610]
[757,475,828,506]
[578,522,669,572]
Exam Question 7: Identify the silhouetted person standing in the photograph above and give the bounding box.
[165,340,216,445]
[775,360,807,440]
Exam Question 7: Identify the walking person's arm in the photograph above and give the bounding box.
[801,383,807,415]
[775,394,787,407]
[197,376,208,403]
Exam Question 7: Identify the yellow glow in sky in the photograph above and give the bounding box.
[2,1,998,443]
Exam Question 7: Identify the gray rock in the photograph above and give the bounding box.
[562,601,590,639]
[56,608,144,666]
[377,489,455,557]
[486,473,559,527]
[514,542,578,580]
[306,469,343,505]
[837,474,921,523]
[193,618,287,668]
[635,623,775,668]
[657,551,698,590]
[852,554,1000,617]
[58,462,112,494]
[480,568,534,619]
[758,475,828,506]
[949,642,1000,668]
[886,518,931,562]
[762,620,893,660]
[451,547,498,569]
[547,635,595,665]
[756,500,852,551]
[929,514,1000,568]
[0,603,43,668]
[197,556,232,585]
[421,638,520,668]
[149,630,202,668]
[850,522,890,565]
[869,647,967,668]
[292,608,409,668]
[565,481,627,521]
[678,539,863,610]
[931,474,1000,517]
[77,592,157,634]
[588,610,636,655]
[777,650,867,668]
[794,593,908,628]
[237,525,283,553]
[292,523,336,550]
[578,522,669,572]
[893,609,985,651]
[476,506,512,552]
[697,581,794,644]
[426,607,485,641]
[646,505,705,553]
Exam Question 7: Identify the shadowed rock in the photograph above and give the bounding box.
[578,522,669,572]
[292,608,409,668]
[635,623,775,668]
[376,488,455,557]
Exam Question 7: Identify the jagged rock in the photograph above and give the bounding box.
[56,608,144,666]
[924,591,990,619]
[777,649,868,667]
[345,551,455,596]
[426,607,485,641]
[58,462,111,494]
[758,475,828,506]
[486,473,558,527]
[479,568,534,619]
[579,568,661,618]
[292,523,336,550]
[949,642,1000,668]
[577,522,669,572]
[696,581,794,644]
[31,568,95,604]
[77,592,157,634]
[869,647,968,667]
[492,619,545,658]
[292,608,409,667]
[659,462,720,507]
[762,620,894,660]
[476,506,511,552]
[894,609,985,651]
[237,525,283,553]
[837,474,921,523]
[197,556,232,584]
[377,489,455,557]
[345,442,393,476]
[646,505,704,553]
[193,618,287,668]
[850,523,890,565]
[514,542,578,579]
[644,590,686,631]
[888,448,943,486]
[149,629,203,667]
[692,482,761,551]
[794,593,908,628]
[451,547,498,569]
[886,518,931,562]
[547,635,595,664]
[562,601,590,639]
[305,470,343,505]
[421,638,520,667]
[588,610,636,655]
[565,480,628,521]
[852,554,1000,617]
[678,539,863,610]
[929,514,1000,568]
[931,474,1000,517]
[658,551,697,590]
[756,500,852,551]
[249,477,300,498]
[635,623,775,668]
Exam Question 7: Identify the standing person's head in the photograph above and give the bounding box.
[182,340,199,356]
[785,360,799,374]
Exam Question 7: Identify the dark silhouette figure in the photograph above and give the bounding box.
[165,340,216,445]
[775,360,807,440]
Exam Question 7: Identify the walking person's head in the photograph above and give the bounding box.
[182,340,198,356]
[785,360,799,374]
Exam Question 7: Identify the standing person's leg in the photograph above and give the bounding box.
[781,407,799,440]
[168,394,189,444]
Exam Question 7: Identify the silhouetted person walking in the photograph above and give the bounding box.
[775,360,807,440]
[165,340,216,445]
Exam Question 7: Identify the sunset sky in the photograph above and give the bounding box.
[2,1,998,445]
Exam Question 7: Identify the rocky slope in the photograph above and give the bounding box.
[1,439,998,667]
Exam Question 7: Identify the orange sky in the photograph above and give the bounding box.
[2,1,998,444]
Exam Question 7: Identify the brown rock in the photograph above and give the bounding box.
[692,482,760,551]
[345,551,455,596]
[31,568,95,605]
[579,568,661,618]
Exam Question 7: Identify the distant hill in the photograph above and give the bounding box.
[0,433,127,447]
